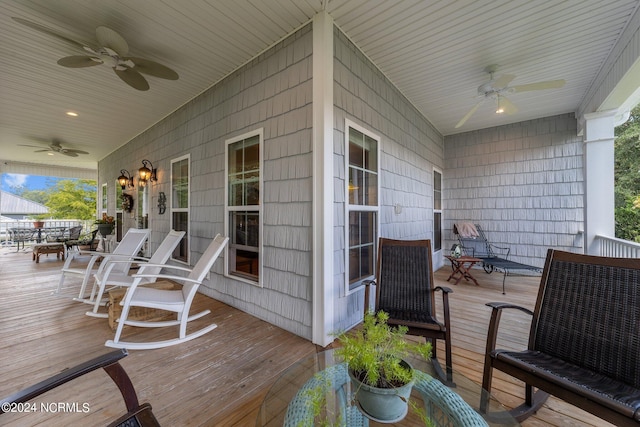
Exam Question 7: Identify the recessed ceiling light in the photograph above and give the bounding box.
[47,152,54,156]
[66,111,78,117]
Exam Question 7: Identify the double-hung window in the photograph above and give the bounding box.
[171,155,190,263]
[225,130,262,284]
[115,182,123,241]
[345,121,379,293]
[433,169,442,252]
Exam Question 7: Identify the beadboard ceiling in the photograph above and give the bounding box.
[1,0,639,172]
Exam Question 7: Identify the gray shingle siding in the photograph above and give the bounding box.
[100,23,315,339]
[333,28,445,332]
[444,114,584,267]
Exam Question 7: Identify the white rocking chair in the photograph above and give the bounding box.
[86,230,186,318]
[105,233,229,350]
[54,228,150,302]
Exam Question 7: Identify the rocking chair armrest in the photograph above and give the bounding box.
[131,273,201,284]
[484,302,533,354]
[0,349,132,410]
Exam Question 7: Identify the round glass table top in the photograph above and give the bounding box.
[256,349,519,426]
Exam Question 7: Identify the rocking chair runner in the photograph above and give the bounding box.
[86,230,186,318]
[105,233,229,350]
[364,238,454,383]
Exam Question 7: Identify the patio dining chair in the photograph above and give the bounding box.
[105,233,228,350]
[54,228,150,302]
[364,238,454,384]
[86,230,186,318]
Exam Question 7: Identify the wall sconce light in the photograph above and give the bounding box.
[138,159,157,186]
[117,169,134,190]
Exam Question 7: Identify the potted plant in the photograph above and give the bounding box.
[334,310,432,422]
[95,213,115,237]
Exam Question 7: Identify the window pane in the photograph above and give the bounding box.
[434,171,442,211]
[172,159,189,209]
[349,168,363,205]
[172,211,188,262]
[434,212,442,251]
[364,171,377,206]
[228,138,260,207]
[348,211,376,283]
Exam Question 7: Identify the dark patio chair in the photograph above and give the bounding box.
[0,349,160,426]
[8,228,36,251]
[66,229,98,252]
[364,238,454,384]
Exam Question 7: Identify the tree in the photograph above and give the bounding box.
[45,179,96,220]
[615,104,640,241]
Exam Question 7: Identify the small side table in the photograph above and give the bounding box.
[445,255,481,286]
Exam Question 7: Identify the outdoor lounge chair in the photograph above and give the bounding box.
[0,349,160,426]
[363,238,454,384]
[54,228,150,301]
[105,233,228,350]
[86,230,186,318]
[454,223,542,294]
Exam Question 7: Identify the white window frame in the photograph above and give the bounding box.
[433,168,443,253]
[171,154,190,264]
[224,129,263,287]
[344,119,380,295]
[100,182,108,217]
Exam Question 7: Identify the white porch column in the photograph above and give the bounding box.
[583,110,616,255]
[311,11,334,346]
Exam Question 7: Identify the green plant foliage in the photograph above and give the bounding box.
[615,104,640,241]
[45,179,97,220]
[334,311,432,389]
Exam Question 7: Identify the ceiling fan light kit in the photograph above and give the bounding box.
[455,64,565,129]
[12,17,179,91]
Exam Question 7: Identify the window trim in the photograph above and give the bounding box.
[224,128,264,287]
[100,182,108,215]
[344,119,380,296]
[171,154,190,264]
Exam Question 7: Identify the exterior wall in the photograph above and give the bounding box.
[332,28,445,332]
[444,114,584,268]
[99,24,315,339]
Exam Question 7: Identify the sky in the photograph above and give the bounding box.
[2,173,56,193]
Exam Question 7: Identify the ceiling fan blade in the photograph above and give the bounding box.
[34,149,51,153]
[500,96,518,115]
[57,55,102,68]
[63,149,89,155]
[18,144,47,149]
[12,17,87,51]
[492,74,516,89]
[455,100,484,128]
[60,151,79,157]
[125,57,179,80]
[114,68,150,91]
[96,26,129,56]
[511,79,565,93]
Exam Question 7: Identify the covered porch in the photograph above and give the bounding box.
[0,246,613,426]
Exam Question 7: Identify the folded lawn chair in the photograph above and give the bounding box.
[86,230,185,318]
[54,228,150,301]
[454,223,542,294]
[105,233,228,350]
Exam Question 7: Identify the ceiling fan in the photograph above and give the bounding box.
[18,138,89,157]
[12,17,179,91]
[455,64,565,129]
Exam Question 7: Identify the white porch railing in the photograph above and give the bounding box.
[594,234,640,258]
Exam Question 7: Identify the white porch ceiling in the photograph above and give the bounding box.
[1,0,639,172]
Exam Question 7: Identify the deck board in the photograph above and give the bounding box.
[0,248,613,426]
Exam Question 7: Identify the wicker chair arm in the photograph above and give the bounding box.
[484,302,533,355]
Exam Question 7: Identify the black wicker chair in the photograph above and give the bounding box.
[0,349,160,426]
[364,238,454,384]
[481,249,640,425]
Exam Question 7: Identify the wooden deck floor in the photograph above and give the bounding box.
[0,247,612,426]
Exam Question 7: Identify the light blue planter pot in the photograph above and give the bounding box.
[348,361,415,423]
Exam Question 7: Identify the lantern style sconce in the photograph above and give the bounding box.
[117,169,134,190]
[138,159,157,187]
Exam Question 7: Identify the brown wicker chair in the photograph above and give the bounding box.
[481,249,640,425]
[0,349,160,426]
[364,238,454,384]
